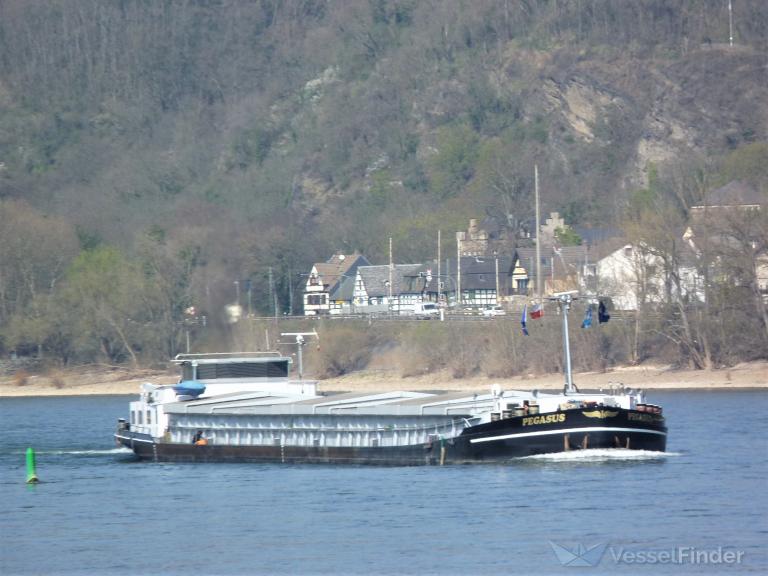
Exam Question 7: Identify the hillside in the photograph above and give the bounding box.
[0,1,766,367]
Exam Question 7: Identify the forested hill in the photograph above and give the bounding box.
[0,1,766,365]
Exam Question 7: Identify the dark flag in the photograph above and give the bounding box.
[598,300,611,323]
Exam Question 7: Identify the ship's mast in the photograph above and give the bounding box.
[552,291,578,394]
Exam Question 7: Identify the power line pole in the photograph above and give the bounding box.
[534,164,542,301]
[728,0,734,47]
[457,235,462,306]
[288,266,293,316]
[247,279,253,317]
[437,229,441,304]
[388,237,393,312]
[268,267,277,318]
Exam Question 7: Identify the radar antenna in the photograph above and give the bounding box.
[280,330,319,380]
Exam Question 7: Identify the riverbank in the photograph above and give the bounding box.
[319,361,768,393]
[1,361,765,397]
[0,367,178,397]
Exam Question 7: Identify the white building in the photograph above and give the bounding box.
[303,253,370,315]
[594,242,703,311]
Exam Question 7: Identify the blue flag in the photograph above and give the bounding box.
[598,300,611,323]
[581,305,593,329]
[521,304,529,336]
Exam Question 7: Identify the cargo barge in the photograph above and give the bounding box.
[115,293,667,464]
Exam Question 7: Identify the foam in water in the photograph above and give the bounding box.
[36,448,133,456]
[519,448,680,462]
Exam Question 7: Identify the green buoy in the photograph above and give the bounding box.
[26,447,39,484]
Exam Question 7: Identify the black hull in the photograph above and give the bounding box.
[116,408,666,465]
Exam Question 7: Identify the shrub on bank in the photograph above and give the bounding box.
[308,316,645,381]
[310,321,383,378]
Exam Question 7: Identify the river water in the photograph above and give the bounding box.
[1,391,766,575]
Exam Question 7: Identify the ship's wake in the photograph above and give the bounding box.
[33,448,133,456]
[519,448,680,462]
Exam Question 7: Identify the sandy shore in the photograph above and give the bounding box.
[318,361,767,393]
[1,361,765,397]
[0,367,179,398]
